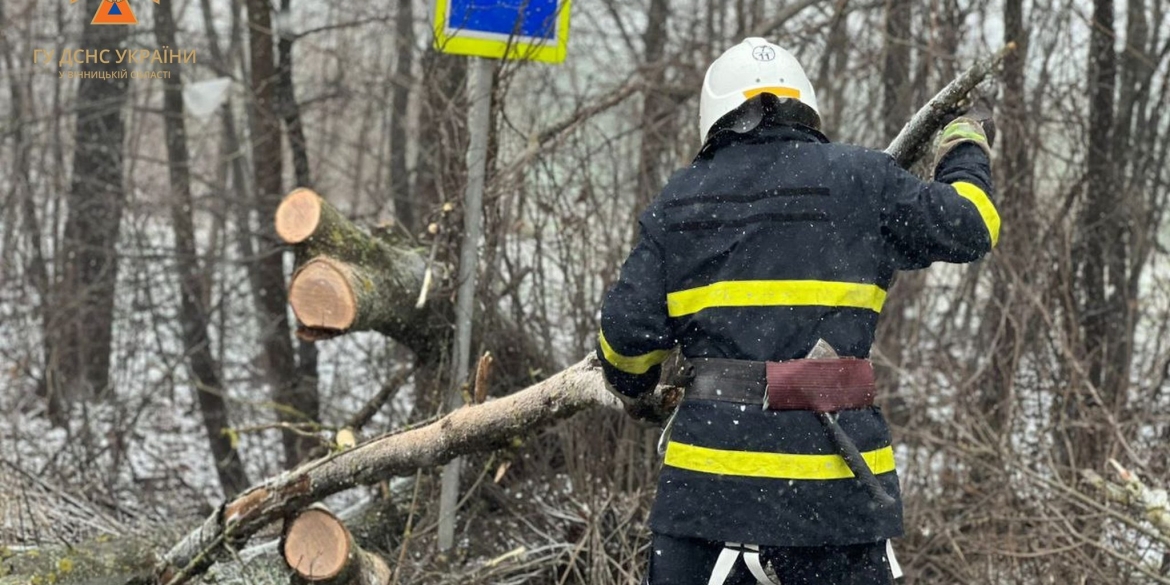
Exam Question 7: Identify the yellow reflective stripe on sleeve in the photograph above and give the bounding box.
[597,330,670,375]
[665,280,887,318]
[952,181,1000,247]
[664,441,896,480]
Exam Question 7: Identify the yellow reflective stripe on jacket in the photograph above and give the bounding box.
[598,330,670,375]
[952,181,1000,247]
[666,280,887,318]
[664,441,896,480]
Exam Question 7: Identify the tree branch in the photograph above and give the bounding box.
[151,357,681,585]
[1082,460,1170,540]
[885,43,1017,168]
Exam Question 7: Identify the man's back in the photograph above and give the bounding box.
[598,36,999,584]
[596,122,996,548]
[605,123,995,373]
[652,124,898,362]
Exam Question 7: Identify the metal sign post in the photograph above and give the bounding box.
[432,0,571,553]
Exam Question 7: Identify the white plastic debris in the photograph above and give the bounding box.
[182,77,232,119]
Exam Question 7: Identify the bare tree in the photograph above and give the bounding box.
[389,0,416,232]
[246,0,317,467]
[154,0,251,497]
[872,0,918,426]
[51,0,131,419]
[1068,0,1125,471]
[635,0,673,215]
[977,0,1037,437]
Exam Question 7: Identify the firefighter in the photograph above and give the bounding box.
[597,38,997,584]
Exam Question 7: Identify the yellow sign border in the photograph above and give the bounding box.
[432,0,571,63]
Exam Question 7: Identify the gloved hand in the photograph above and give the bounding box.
[939,96,996,143]
[603,381,675,425]
[964,99,996,147]
[934,98,995,170]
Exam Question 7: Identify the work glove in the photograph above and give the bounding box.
[964,99,996,147]
[934,98,995,170]
[938,96,997,145]
[604,382,672,424]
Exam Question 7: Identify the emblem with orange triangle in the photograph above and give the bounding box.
[70,0,160,26]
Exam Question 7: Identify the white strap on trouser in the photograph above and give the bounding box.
[706,541,902,584]
[707,543,780,585]
[886,540,903,580]
[656,406,680,456]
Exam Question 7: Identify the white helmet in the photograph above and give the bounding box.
[699,38,820,144]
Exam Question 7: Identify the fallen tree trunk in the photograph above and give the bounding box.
[278,189,443,351]
[151,356,680,585]
[24,46,1013,585]
[282,507,391,585]
[280,188,555,392]
[290,256,428,343]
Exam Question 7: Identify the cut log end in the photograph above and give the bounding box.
[276,188,324,244]
[283,509,351,580]
[290,259,357,332]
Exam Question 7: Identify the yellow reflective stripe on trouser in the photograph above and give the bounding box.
[597,330,670,375]
[952,181,1000,247]
[663,441,896,480]
[665,280,887,318]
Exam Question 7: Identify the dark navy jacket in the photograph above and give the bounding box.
[596,124,997,546]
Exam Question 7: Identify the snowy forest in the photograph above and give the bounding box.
[2,0,1170,583]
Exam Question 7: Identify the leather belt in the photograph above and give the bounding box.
[686,357,876,412]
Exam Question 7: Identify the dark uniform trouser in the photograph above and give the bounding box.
[647,533,897,585]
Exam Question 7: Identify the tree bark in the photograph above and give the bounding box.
[51,0,130,417]
[0,3,53,408]
[278,190,445,351]
[873,0,917,427]
[1066,0,1125,471]
[389,0,416,233]
[247,0,315,467]
[635,0,672,214]
[976,0,1036,437]
[154,0,251,498]
[274,2,323,449]
[881,0,912,142]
